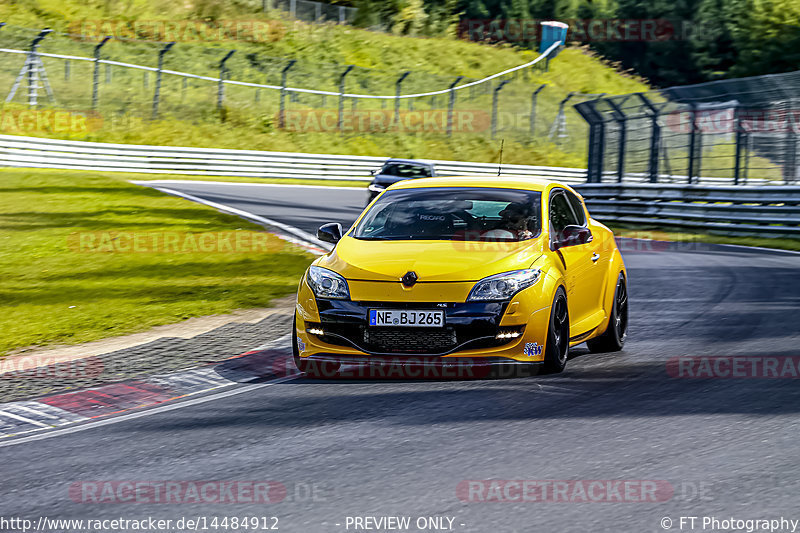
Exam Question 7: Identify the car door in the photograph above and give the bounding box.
[564,189,607,322]
[548,189,597,332]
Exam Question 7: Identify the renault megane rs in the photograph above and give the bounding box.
[293,177,627,377]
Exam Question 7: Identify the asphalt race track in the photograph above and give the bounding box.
[2,181,799,533]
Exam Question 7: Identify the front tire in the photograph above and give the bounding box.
[586,273,628,353]
[542,287,569,374]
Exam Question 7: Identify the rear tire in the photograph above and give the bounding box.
[542,287,569,374]
[586,273,628,353]
[292,316,340,378]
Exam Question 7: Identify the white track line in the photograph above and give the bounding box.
[130,179,366,191]
[0,376,296,449]
[138,185,332,253]
[0,410,51,428]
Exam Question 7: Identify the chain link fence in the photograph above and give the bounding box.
[269,0,357,24]
[0,22,596,160]
[575,71,800,184]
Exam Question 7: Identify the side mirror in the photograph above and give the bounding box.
[370,169,378,176]
[552,225,592,250]
[317,222,343,244]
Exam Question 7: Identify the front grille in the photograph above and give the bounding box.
[312,300,514,355]
[363,328,457,354]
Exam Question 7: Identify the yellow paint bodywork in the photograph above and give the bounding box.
[295,176,626,363]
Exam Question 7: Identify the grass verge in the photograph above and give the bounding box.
[0,168,314,356]
[611,227,800,252]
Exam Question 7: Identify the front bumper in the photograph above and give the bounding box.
[295,296,551,364]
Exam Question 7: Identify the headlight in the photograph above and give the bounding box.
[368,184,386,192]
[307,266,350,300]
[467,269,542,302]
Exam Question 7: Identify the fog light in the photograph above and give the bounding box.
[308,327,324,336]
[495,328,524,340]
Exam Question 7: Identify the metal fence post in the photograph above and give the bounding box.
[548,93,574,144]
[394,71,410,127]
[637,93,661,183]
[733,105,744,185]
[26,29,53,107]
[491,79,511,139]
[92,36,111,110]
[574,100,605,183]
[529,84,545,137]
[278,59,296,129]
[151,41,175,119]
[217,50,235,117]
[64,60,70,81]
[338,65,354,132]
[606,97,628,183]
[447,76,464,137]
[290,0,297,18]
[784,117,798,184]
[687,103,699,184]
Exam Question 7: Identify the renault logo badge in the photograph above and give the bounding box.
[401,271,418,287]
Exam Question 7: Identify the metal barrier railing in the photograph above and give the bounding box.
[1,134,775,187]
[0,134,588,182]
[3,134,794,237]
[574,183,800,237]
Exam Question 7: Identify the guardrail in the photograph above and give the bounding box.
[0,134,588,183]
[573,183,800,237]
[3,135,797,237]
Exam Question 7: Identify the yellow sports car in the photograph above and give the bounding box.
[293,177,627,377]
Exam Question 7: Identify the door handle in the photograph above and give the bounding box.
[591,253,600,262]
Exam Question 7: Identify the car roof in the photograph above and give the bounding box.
[388,175,567,193]
[382,159,435,166]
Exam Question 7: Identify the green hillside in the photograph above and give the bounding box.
[0,0,648,166]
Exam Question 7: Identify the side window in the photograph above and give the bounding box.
[564,190,587,226]
[549,192,579,236]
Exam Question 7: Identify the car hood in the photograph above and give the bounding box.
[317,236,544,282]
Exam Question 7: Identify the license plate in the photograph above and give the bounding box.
[369,309,444,327]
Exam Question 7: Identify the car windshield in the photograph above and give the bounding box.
[379,163,432,178]
[353,187,542,241]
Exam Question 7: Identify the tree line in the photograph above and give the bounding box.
[346,0,800,87]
